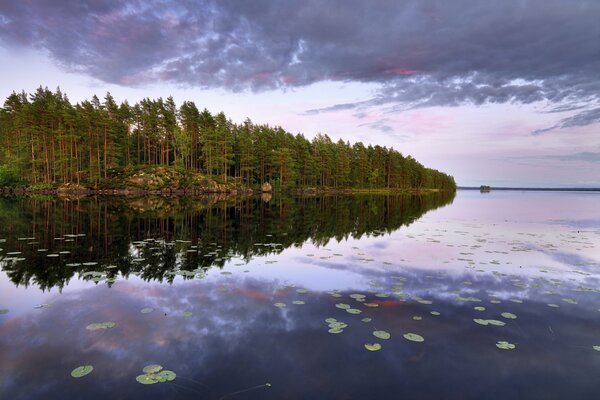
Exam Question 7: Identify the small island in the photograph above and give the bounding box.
[480,185,491,192]
[0,88,456,195]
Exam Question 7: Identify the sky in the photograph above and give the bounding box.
[0,0,599,187]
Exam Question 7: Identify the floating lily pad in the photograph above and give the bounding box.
[364,303,379,308]
[361,318,372,323]
[501,312,517,319]
[562,298,578,304]
[325,318,338,323]
[86,322,116,331]
[71,365,93,378]
[350,294,366,299]
[547,303,560,308]
[473,318,489,325]
[403,333,424,342]
[474,306,486,311]
[496,341,516,350]
[181,311,193,317]
[364,343,382,351]
[413,316,422,321]
[373,330,391,340]
[292,300,305,305]
[593,345,600,351]
[158,370,176,381]
[141,308,154,314]
[273,303,286,308]
[143,364,163,374]
[335,303,351,309]
[430,311,441,316]
[136,374,158,385]
[346,308,362,314]
[328,328,344,334]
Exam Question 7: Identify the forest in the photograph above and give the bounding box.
[0,87,456,191]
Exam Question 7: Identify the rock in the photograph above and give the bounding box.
[261,182,273,193]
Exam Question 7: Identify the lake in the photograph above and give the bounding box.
[1,190,599,400]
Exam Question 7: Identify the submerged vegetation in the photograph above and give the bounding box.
[0,87,455,191]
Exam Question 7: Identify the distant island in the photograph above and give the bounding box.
[459,186,600,192]
[479,185,491,192]
[0,87,456,194]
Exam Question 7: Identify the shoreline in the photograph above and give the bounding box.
[0,186,453,197]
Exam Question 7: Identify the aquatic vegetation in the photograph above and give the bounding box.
[136,364,176,385]
[496,341,516,350]
[403,333,424,342]
[71,365,93,378]
[86,322,116,331]
[141,307,154,314]
[364,343,382,351]
[373,330,391,340]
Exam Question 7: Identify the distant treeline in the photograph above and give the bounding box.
[0,87,456,190]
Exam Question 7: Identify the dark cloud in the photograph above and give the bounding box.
[532,106,600,134]
[512,151,600,163]
[1,0,599,126]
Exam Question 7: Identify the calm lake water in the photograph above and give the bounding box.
[1,191,599,400]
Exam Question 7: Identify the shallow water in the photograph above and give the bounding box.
[1,191,599,400]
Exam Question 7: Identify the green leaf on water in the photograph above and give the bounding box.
[474,306,486,311]
[181,311,193,317]
[364,343,382,351]
[143,364,163,374]
[430,311,441,316]
[86,322,116,331]
[141,308,154,314]
[547,303,560,308]
[501,312,517,319]
[562,298,578,304]
[335,303,351,309]
[487,319,506,326]
[273,303,286,308]
[158,370,176,381]
[373,330,391,340]
[473,318,489,325]
[346,308,362,314]
[292,300,305,305]
[71,365,93,378]
[325,318,338,323]
[496,341,516,350]
[361,318,372,323]
[349,294,366,299]
[328,328,344,334]
[593,345,600,351]
[413,316,422,321]
[136,374,158,385]
[403,333,424,342]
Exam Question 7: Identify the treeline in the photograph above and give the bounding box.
[0,87,456,190]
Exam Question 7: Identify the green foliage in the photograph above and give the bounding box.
[0,88,456,190]
[0,164,22,187]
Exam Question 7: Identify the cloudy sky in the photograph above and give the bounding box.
[1,0,599,187]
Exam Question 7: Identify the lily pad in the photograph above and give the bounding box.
[143,364,163,374]
[364,343,382,351]
[547,303,560,308]
[501,312,517,319]
[350,294,366,300]
[403,333,424,342]
[496,341,516,350]
[136,374,158,385]
[86,322,116,331]
[361,318,372,323]
[346,308,362,314]
[71,365,94,378]
[181,311,193,317]
[292,300,305,305]
[373,330,391,340]
[273,303,286,308]
[593,345,600,351]
[430,311,441,316]
[335,303,351,309]
[474,306,486,311]
[141,308,154,314]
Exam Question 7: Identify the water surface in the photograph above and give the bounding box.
[1,191,599,400]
